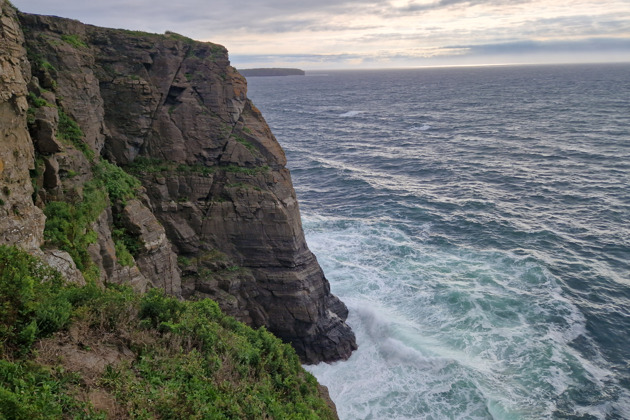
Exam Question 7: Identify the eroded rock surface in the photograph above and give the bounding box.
[1,4,356,364]
[0,1,45,251]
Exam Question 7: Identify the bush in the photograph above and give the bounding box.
[44,180,107,272]
[93,159,142,204]
[0,247,336,419]
[0,246,69,356]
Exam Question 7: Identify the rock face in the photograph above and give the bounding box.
[0,1,356,364]
[0,1,45,251]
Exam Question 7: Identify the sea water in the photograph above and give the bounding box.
[245,64,630,419]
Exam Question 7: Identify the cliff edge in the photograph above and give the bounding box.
[0,1,356,364]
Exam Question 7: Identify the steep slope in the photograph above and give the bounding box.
[0,0,356,364]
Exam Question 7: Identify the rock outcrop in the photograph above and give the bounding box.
[0,1,45,251]
[0,0,356,364]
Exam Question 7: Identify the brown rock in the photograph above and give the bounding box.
[13,9,356,364]
[89,208,150,292]
[42,249,86,285]
[0,1,45,251]
[121,199,181,296]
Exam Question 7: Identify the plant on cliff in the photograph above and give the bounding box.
[57,110,94,160]
[60,34,87,49]
[44,180,107,276]
[93,159,142,205]
[43,158,144,274]
[0,246,337,419]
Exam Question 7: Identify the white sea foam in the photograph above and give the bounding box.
[302,214,618,419]
[339,110,363,117]
[246,64,630,420]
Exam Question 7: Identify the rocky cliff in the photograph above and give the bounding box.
[0,1,356,364]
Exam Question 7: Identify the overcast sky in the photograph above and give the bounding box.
[12,0,630,69]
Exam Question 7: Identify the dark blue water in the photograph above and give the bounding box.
[245,64,630,419]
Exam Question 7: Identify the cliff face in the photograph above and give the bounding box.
[0,1,45,251]
[0,1,356,364]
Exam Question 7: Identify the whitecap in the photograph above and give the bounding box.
[410,124,431,131]
[339,110,363,117]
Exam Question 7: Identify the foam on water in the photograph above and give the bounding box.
[339,110,364,117]
[304,215,629,419]
[246,64,630,419]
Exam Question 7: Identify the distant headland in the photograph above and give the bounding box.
[238,68,306,77]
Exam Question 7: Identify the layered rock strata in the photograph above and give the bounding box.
[0,1,356,364]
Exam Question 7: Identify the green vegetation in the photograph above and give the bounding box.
[93,159,142,205]
[125,157,171,174]
[120,29,161,38]
[224,164,270,176]
[232,134,256,152]
[126,157,216,177]
[44,179,107,276]
[0,246,71,358]
[26,92,55,125]
[0,246,335,419]
[43,159,143,275]
[165,31,195,44]
[92,159,143,264]
[57,110,94,160]
[126,158,269,178]
[27,92,53,108]
[113,231,135,267]
[60,34,88,49]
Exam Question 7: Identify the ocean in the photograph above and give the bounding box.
[245,63,630,420]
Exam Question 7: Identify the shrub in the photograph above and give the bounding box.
[0,247,336,419]
[43,180,107,272]
[57,110,94,160]
[0,246,69,356]
[93,159,142,205]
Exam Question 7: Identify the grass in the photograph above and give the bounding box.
[60,34,88,49]
[0,246,337,419]
[223,164,270,176]
[119,29,161,38]
[232,134,256,152]
[125,157,171,174]
[26,92,55,125]
[165,31,195,44]
[57,110,94,160]
[125,157,217,177]
[27,92,53,108]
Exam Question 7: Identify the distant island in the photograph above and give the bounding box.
[238,68,305,77]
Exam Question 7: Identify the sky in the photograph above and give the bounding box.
[11,0,630,69]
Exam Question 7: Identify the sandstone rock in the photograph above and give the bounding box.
[42,155,61,189]
[32,105,62,153]
[89,208,150,292]
[121,199,181,296]
[0,1,45,251]
[13,9,356,364]
[42,249,86,285]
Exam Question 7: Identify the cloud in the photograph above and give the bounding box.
[459,38,630,55]
[12,0,630,69]
[231,36,630,69]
